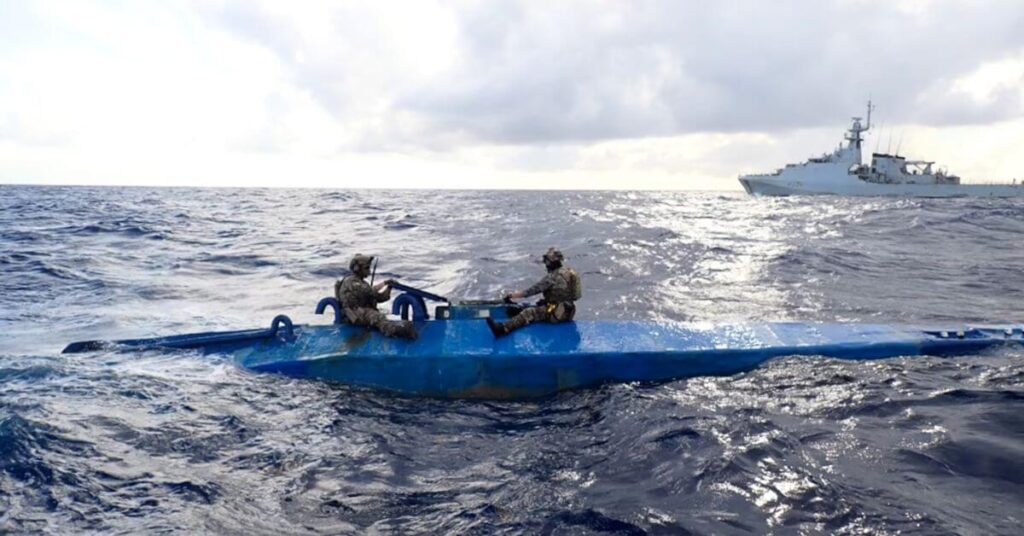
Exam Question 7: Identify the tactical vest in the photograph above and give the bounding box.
[544,267,582,303]
[338,275,378,310]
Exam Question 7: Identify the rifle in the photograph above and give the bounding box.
[369,257,379,287]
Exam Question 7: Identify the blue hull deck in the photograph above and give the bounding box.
[65,314,1024,399]
[237,321,1023,398]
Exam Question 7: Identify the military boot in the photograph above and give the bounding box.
[396,321,418,340]
[381,320,418,340]
[486,317,510,338]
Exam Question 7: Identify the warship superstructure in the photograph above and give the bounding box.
[739,103,1023,197]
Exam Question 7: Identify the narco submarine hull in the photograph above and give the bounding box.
[63,290,1024,399]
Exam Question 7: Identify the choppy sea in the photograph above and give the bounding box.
[1,185,1022,534]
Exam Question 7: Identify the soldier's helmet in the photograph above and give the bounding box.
[542,247,564,264]
[349,254,374,272]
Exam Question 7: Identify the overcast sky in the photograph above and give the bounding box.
[2,0,1023,189]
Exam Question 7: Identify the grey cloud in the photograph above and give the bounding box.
[208,0,1024,148]
[201,1,366,123]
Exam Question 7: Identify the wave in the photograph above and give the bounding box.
[1,186,1023,533]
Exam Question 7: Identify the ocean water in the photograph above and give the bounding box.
[1,185,1022,534]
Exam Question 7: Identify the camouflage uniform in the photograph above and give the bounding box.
[499,266,578,332]
[335,274,417,339]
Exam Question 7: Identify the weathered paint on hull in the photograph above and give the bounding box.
[221,321,1022,398]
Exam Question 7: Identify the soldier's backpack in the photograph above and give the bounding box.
[564,267,583,301]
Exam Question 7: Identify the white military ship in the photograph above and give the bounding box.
[738,103,1024,197]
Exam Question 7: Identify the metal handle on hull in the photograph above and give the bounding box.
[315,297,343,324]
[392,293,428,321]
[269,315,295,341]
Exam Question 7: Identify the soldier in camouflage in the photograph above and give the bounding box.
[486,247,581,337]
[335,254,418,340]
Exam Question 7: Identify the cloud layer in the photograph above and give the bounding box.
[2,0,1023,188]
[206,0,1024,148]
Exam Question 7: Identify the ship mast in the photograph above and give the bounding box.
[843,100,874,165]
[845,100,873,149]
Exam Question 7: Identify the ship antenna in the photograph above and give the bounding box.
[865,98,873,131]
[873,120,883,153]
[895,130,904,156]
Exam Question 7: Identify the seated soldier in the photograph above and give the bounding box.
[335,254,417,340]
[486,247,582,337]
